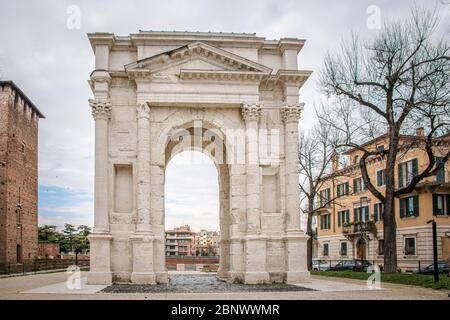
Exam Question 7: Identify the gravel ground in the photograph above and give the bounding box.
[102,275,315,293]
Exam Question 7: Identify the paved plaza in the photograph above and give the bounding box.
[0,271,447,300]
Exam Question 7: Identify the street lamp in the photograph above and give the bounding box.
[426,219,439,283]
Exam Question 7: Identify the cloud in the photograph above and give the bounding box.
[0,0,443,231]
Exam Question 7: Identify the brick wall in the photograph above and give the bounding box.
[0,82,43,268]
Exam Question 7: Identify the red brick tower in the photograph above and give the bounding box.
[0,81,44,270]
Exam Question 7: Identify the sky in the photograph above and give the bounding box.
[0,0,447,232]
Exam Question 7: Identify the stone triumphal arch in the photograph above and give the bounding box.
[87,31,311,285]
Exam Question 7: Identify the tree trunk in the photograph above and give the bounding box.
[306,199,314,270]
[383,129,399,273]
[383,190,397,272]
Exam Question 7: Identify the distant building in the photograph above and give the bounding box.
[195,229,220,256]
[0,81,45,270]
[165,225,196,256]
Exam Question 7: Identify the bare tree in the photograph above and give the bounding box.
[298,120,349,269]
[318,7,450,272]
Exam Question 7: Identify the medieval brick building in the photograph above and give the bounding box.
[0,81,44,270]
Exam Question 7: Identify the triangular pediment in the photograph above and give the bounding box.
[125,42,272,77]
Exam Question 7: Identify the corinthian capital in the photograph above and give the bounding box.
[89,99,111,120]
[136,102,150,119]
[241,103,262,122]
[281,103,304,123]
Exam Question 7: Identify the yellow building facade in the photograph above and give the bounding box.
[315,132,450,271]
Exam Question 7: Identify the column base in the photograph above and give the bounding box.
[217,268,229,281]
[244,271,271,284]
[87,271,112,285]
[155,271,168,284]
[228,271,244,284]
[131,272,156,285]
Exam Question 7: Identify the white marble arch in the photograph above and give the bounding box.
[87,31,311,285]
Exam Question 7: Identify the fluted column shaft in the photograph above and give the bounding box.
[90,99,111,234]
[282,103,303,232]
[136,102,152,234]
[242,103,262,235]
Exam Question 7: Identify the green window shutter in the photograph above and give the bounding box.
[412,158,418,176]
[353,179,358,193]
[436,157,444,183]
[374,204,379,222]
[345,182,349,195]
[353,208,358,222]
[432,194,438,216]
[398,163,403,188]
[338,212,342,227]
[413,195,419,217]
[399,198,405,218]
[365,205,370,221]
[327,188,331,204]
[346,210,350,223]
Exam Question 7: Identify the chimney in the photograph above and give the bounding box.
[416,127,424,136]
[332,152,339,172]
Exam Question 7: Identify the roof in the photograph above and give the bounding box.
[0,81,45,118]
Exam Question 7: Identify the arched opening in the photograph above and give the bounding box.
[161,122,231,281]
[164,151,220,267]
[356,237,367,260]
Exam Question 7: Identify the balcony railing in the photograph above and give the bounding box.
[342,221,377,235]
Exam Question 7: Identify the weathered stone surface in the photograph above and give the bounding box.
[87,31,311,285]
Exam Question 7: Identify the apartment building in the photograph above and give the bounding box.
[315,130,450,271]
[165,225,196,256]
[195,230,220,256]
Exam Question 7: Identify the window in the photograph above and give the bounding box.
[374,203,384,222]
[319,188,331,207]
[337,209,350,227]
[376,145,385,152]
[353,155,359,164]
[376,169,386,187]
[353,177,365,193]
[435,157,445,183]
[340,242,348,256]
[378,239,384,255]
[399,195,419,218]
[337,182,350,197]
[16,245,22,263]
[323,243,329,256]
[433,194,450,216]
[398,158,418,187]
[353,205,370,222]
[320,214,331,230]
[404,237,416,256]
[21,142,25,153]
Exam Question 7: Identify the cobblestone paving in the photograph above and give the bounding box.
[102,275,315,293]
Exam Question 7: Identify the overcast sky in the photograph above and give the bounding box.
[0,0,446,232]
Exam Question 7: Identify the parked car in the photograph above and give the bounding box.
[329,259,372,272]
[353,259,372,272]
[329,260,355,271]
[312,259,330,271]
[414,261,449,275]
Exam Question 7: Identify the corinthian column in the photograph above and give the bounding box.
[281,103,310,283]
[241,103,269,284]
[130,101,155,285]
[135,102,152,234]
[242,103,262,235]
[90,99,111,234]
[87,99,113,285]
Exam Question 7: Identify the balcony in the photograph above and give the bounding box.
[342,221,377,237]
